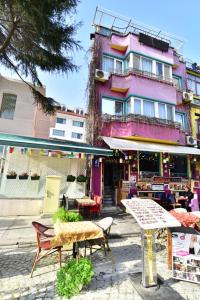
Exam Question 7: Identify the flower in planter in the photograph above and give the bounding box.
[19,172,29,179]
[7,171,17,179]
[66,175,76,182]
[31,173,40,180]
[76,174,87,182]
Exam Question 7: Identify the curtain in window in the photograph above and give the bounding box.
[156,62,163,77]
[116,60,123,74]
[175,113,184,128]
[134,99,141,114]
[133,54,140,70]
[164,65,171,80]
[141,58,152,73]
[173,77,181,90]
[143,101,155,117]
[158,103,166,119]
[102,56,114,72]
[115,102,123,115]
[167,105,173,121]
[127,100,131,114]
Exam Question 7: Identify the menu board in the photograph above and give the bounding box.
[121,198,181,230]
[172,232,200,284]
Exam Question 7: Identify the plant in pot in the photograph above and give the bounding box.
[77,174,87,183]
[31,173,40,180]
[67,175,76,182]
[19,172,29,180]
[7,171,17,179]
[56,258,94,298]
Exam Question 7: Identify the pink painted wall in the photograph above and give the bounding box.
[101,121,186,145]
[111,74,177,104]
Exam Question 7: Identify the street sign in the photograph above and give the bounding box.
[122,198,181,230]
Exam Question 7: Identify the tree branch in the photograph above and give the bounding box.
[0,17,20,54]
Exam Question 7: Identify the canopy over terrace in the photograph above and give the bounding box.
[0,133,113,156]
[102,136,200,155]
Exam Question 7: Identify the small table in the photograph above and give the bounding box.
[51,221,104,257]
[76,198,96,219]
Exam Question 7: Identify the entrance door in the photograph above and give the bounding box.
[43,175,61,213]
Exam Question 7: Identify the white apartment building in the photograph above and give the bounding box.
[49,108,87,142]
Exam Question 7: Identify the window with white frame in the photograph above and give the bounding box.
[52,129,65,136]
[71,132,83,139]
[56,117,66,124]
[126,97,175,121]
[175,112,185,129]
[102,55,123,74]
[133,54,140,70]
[102,98,123,115]
[156,62,163,77]
[141,57,152,73]
[173,76,182,90]
[0,93,17,120]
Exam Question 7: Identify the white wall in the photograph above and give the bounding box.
[49,111,87,142]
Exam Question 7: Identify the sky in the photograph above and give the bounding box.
[2,0,200,110]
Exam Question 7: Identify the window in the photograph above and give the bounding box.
[52,129,65,136]
[73,120,84,127]
[102,55,123,73]
[71,132,83,139]
[127,99,131,114]
[170,155,187,178]
[175,112,185,129]
[141,57,152,73]
[102,56,114,72]
[102,98,123,115]
[143,100,155,117]
[164,64,171,80]
[133,54,140,70]
[158,103,166,119]
[134,98,141,114]
[167,105,173,121]
[173,76,182,90]
[0,93,17,120]
[115,102,123,115]
[56,117,66,124]
[156,62,163,77]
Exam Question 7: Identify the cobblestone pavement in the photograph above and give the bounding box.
[0,213,200,300]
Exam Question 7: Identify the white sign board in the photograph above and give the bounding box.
[122,198,181,230]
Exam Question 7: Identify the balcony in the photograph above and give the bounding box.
[101,113,186,145]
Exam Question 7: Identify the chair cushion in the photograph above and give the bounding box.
[40,240,52,250]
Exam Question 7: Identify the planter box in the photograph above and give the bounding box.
[19,175,29,180]
[7,175,17,179]
[31,176,40,180]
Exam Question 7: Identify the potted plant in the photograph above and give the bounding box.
[31,173,40,180]
[77,174,87,183]
[19,172,29,180]
[7,171,17,179]
[67,175,76,182]
[56,258,94,298]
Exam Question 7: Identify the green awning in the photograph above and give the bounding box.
[0,133,112,156]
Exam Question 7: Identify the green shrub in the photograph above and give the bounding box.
[56,258,94,298]
[67,175,76,182]
[76,175,87,182]
[52,207,83,223]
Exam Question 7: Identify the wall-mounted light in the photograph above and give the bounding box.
[99,157,102,163]
[119,158,123,163]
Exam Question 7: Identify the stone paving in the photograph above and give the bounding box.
[0,212,200,299]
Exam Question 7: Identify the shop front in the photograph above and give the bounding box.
[99,137,200,206]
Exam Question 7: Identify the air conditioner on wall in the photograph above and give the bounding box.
[183,91,193,102]
[95,69,110,82]
[186,136,197,146]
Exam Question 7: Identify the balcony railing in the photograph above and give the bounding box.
[102,113,181,129]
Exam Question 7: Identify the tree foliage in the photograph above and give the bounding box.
[0,0,81,114]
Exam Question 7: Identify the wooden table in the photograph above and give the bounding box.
[51,221,104,257]
[76,198,95,207]
[76,198,96,219]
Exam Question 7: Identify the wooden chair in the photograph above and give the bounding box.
[31,221,62,277]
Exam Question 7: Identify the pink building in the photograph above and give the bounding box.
[88,8,198,205]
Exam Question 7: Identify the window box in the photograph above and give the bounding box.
[77,175,87,183]
[19,173,29,180]
[31,175,40,180]
[7,171,17,179]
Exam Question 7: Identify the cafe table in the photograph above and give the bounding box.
[51,221,104,257]
[76,198,96,218]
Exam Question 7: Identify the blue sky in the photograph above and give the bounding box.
[2,0,200,109]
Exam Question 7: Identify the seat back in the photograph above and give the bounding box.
[97,217,113,235]
[32,221,51,248]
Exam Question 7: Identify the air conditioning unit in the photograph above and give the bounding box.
[183,91,193,102]
[95,69,109,82]
[186,136,197,146]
